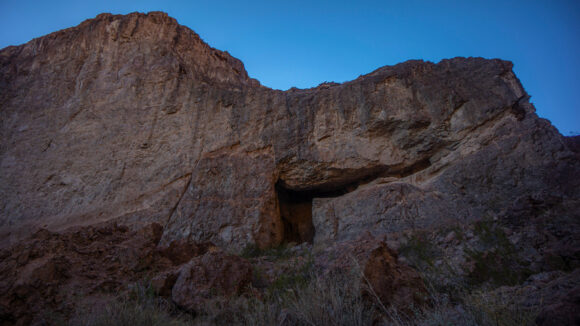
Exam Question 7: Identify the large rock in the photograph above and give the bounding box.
[0,222,170,325]
[171,251,253,312]
[536,286,580,326]
[1,11,578,251]
[160,146,283,249]
[315,233,428,311]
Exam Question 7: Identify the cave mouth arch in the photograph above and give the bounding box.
[273,159,434,244]
[275,181,351,244]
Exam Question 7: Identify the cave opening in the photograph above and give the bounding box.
[274,160,434,244]
[275,181,351,244]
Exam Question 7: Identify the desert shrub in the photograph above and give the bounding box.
[473,219,511,250]
[68,225,539,326]
[285,271,375,326]
[381,278,539,326]
[69,283,192,326]
[188,295,279,326]
[266,252,314,297]
[463,288,540,326]
[464,219,531,286]
[399,233,441,269]
[239,243,262,258]
[240,243,293,260]
[191,267,375,326]
[67,268,539,326]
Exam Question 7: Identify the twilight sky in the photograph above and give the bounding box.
[1,0,578,135]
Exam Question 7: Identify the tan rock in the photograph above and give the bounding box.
[0,11,578,253]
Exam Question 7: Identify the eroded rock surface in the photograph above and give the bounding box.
[171,251,253,312]
[315,233,428,312]
[1,12,578,251]
[1,10,579,326]
[0,222,177,324]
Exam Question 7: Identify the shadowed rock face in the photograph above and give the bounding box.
[1,12,578,250]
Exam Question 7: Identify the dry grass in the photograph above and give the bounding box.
[68,275,539,326]
[68,241,540,326]
[68,284,192,326]
[190,270,374,326]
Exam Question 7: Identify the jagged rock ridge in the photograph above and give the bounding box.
[0,11,578,252]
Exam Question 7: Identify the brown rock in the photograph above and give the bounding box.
[0,222,187,324]
[151,270,179,297]
[493,269,580,326]
[160,146,283,249]
[536,286,580,326]
[315,233,428,311]
[0,12,578,326]
[1,12,578,251]
[171,251,253,312]
[157,238,210,266]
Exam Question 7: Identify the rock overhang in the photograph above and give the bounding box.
[0,12,578,251]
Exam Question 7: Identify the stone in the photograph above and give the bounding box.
[0,222,189,324]
[157,238,210,266]
[536,287,580,326]
[151,270,179,297]
[1,12,579,252]
[160,146,283,250]
[0,12,579,324]
[315,233,428,311]
[171,251,253,312]
[444,231,456,243]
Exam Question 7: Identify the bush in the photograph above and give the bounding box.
[68,283,191,326]
[464,219,531,286]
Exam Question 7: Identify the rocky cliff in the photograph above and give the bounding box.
[1,12,577,250]
[0,11,579,325]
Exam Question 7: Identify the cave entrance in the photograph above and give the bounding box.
[276,184,315,244]
[275,181,352,244]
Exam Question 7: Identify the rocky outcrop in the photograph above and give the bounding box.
[2,10,579,325]
[171,251,253,312]
[536,287,580,326]
[0,222,171,324]
[1,12,578,252]
[315,233,428,312]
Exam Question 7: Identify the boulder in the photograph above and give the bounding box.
[536,287,580,326]
[171,251,253,312]
[315,233,428,312]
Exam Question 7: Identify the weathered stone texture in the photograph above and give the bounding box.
[1,11,578,250]
[315,233,428,311]
[171,251,253,312]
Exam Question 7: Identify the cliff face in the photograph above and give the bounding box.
[2,11,580,325]
[1,12,578,251]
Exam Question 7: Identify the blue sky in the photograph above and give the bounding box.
[1,0,578,135]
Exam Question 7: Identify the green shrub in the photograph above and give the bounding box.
[399,233,440,269]
[464,219,531,286]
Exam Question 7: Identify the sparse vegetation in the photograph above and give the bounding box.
[69,283,192,326]
[398,233,441,269]
[68,276,541,326]
[464,288,540,326]
[66,230,542,326]
[191,269,378,326]
[463,218,532,286]
[240,242,294,260]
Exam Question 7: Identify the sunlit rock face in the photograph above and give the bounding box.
[1,11,578,250]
